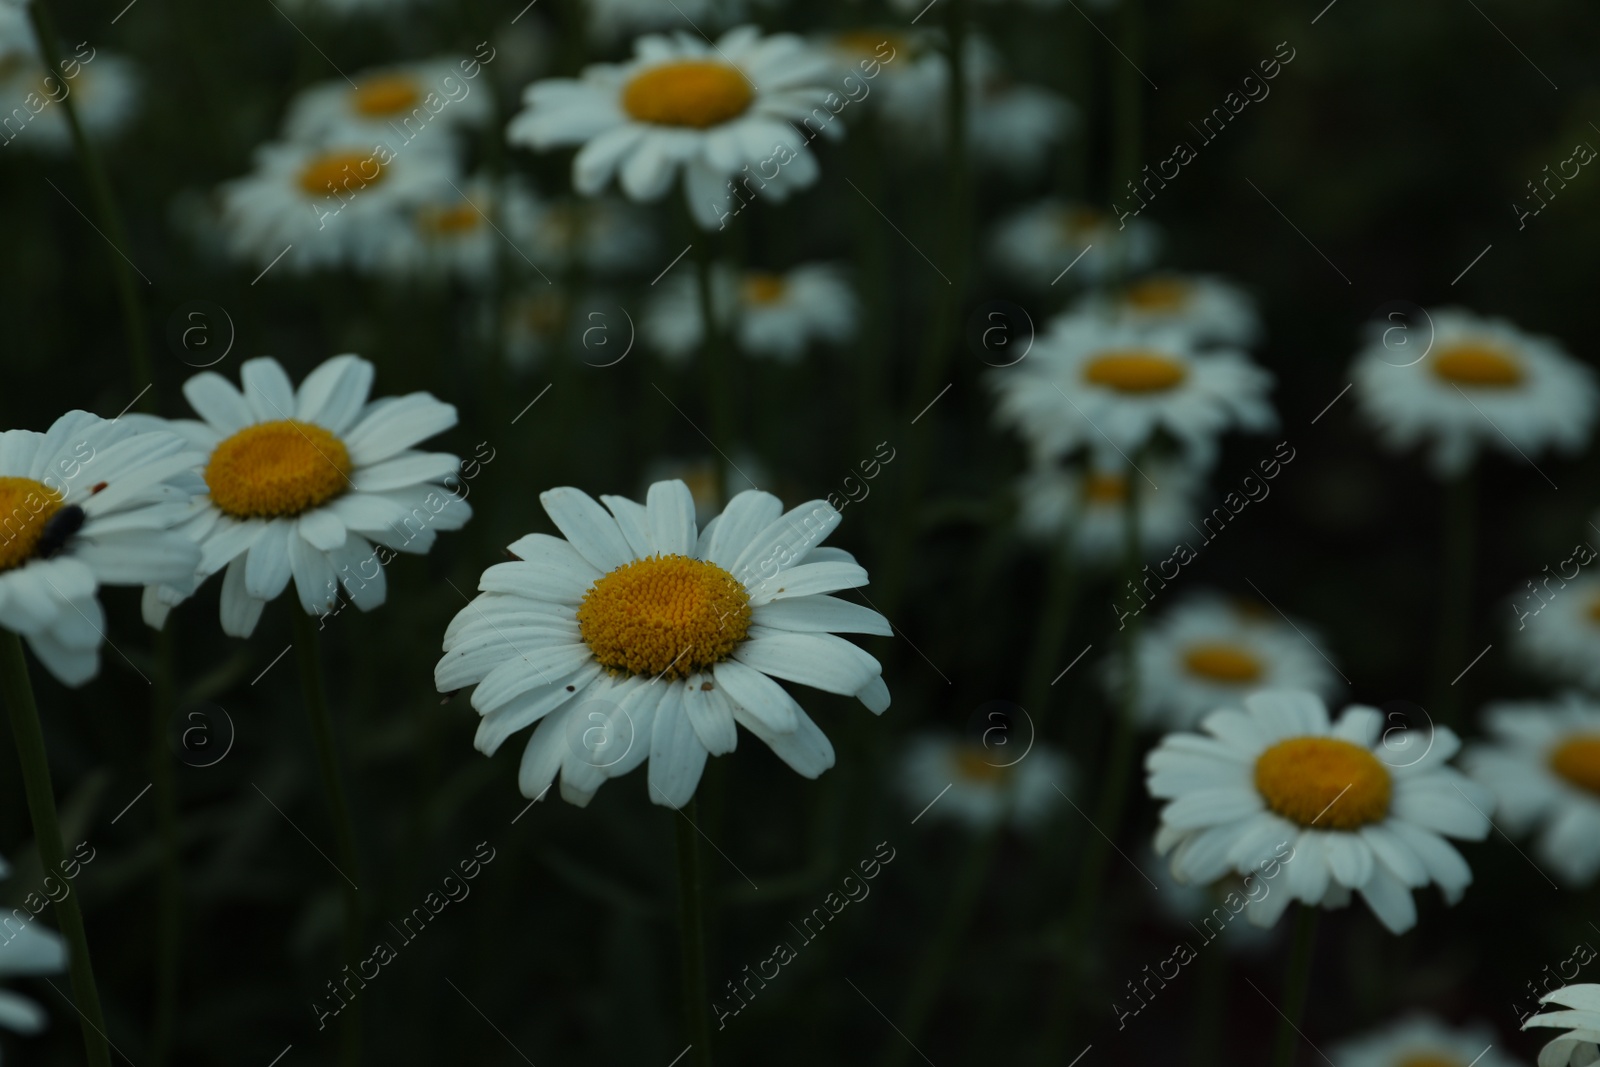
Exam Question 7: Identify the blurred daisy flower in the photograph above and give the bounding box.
[1073,273,1262,349]
[1351,308,1597,477]
[1509,572,1600,691]
[0,411,204,686]
[875,37,1072,176]
[1114,594,1342,730]
[0,854,67,1046]
[1146,690,1490,933]
[990,200,1161,287]
[1466,694,1600,886]
[218,139,456,273]
[988,314,1276,468]
[436,480,890,808]
[283,59,492,146]
[0,2,36,59]
[506,193,656,275]
[1014,456,1198,566]
[896,733,1070,832]
[358,175,527,284]
[645,262,857,363]
[506,27,839,229]
[1523,985,1600,1067]
[1333,1015,1524,1067]
[139,356,470,637]
[0,51,140,153]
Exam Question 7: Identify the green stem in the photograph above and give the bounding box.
[1272,906,1319,1067]
[675,797,713,1067]
[1020,546,1079,723]
[26,0,154,407]
[692,236,735,506]
[151,623,180,1067]
[882,826,1001,1067]
[291,610,362,1067]
[0,632,112,1067]
[1042,463,1142,1059]
[1432,471,1475,726]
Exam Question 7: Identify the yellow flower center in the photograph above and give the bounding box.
[577,554,752,679]
[1082,471,1128,504]
[1082,349,1189,393]
[1123,278,1192,313]
[1062,207,1101,233]
[1550,734,1600,796]
[741,273,787,305]
[205,420,353,519]
[952,746,1010,783]
[1587,595,1600,625]
[517,292,567,336]
[1182,643,1263,683]
[298,150,386,197]
[352,76,421,116]
[622,61,754,128]
[0,478,66,572]
[418,202,482,236]
[1396,1056,1462,1067]
[1253,736,1392,830]
[1429,343,1523,387]
[833,30,906,57]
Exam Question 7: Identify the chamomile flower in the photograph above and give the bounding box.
[1,52,140,153]
[1466,695,1600,886]
[359,175,523,284]
[1351,308,1598,477]
[283,59,492,147]
[1118,594,1342,729]
[505,193,656,275]
[1015,457,1198,566]
[990,200,1161,287]
[1147,690,1490,933]
[436,480,891,808]
[0,412,205,686]
[506,27,840,229]
[896,733,1070,832]
[218,139,457,273]
[138,356,470,637]
[1074,274,1262,348]
[1509,573,1600,692]
[988,314,1276,468]
[0,855,67,1048]
[874,37,1072,175]
[1524,985,1600,1067]
[1333,1016,1524,1067]
[644,262,857,363]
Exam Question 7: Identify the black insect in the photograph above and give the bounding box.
[36,505,85,559]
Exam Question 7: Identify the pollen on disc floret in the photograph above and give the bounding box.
[577,554,753,680]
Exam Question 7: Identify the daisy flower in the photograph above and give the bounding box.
[874,37,1072,176]
[988,314,1276,468]
[218,139,457,273]
[1116,594,1342,730]
[1333,1015,1524,1067]
[1466,694,1600,886]
[505,27,840,230]
[357,175,526,284]
[1,51,140,153]
[1144,844,1274,952]
[137,355,470,637]
[435,480,891,808]
[1147,690,1491,933]
[1524,985,1600,1067]
[1351,308,1597,477]
[1015,456,1198,566]
[282,59,492,147]
[1073,273,1262,349]
[505,193,656,275]
[1509,573,1600,692]
[991,200,1161,287]
[0,855,67,1047]
[0,411,205,686]
[644,262,857,363]
[896,733,1069,832]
